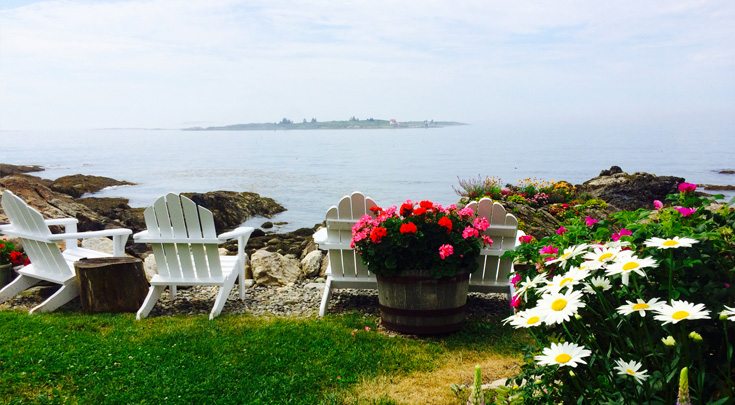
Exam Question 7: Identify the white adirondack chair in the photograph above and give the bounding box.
[464,198,521,300]
[0,190,132,314]
[314,194,522,316]
[133,193,255,320]
[313,192,378,317]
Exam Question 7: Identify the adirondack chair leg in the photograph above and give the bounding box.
[238,266,246,300]
[29,281,79,314]
[0,275,40,304]
[137,285,165,320]
[170,285,177,299]
[318,277,333,317]
[210,273,238,320]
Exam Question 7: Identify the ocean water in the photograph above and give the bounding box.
[1,124,733,231]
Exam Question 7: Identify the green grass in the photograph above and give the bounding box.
[0,311,525,404]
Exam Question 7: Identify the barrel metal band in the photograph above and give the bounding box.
[379,303,466,317]
[376,273,470,284]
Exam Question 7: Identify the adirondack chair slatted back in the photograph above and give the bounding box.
[466,198,519,285]
[1,190,71,276]
[326,192,376,278]
[144,193,222,280]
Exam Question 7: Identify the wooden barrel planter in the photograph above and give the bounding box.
[0,263,15,289]
[376,270,470,335]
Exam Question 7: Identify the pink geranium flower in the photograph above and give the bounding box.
[678,182,697,193]
[481,235,494,246]
[457,207,475,218]
[462,226,479,239]
[556,226,567,235]
[539,245,559,255]
[473,217,490,232]
[519,235,534,244]
[584,216,599,227]
[438,244,454,260]
[510,273,522,286]
[653,200,663,210]
[611,228,632,241]
[510,294,521,308]
[675,206,697,217]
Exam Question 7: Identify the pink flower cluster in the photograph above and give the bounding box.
[611,228,632,241]
[678,182,697,193]
[438,244,454,260]
[584,216,599,227]
[676,206,697,217]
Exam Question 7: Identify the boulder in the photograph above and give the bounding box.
[81,237,114,255]
[0,174,119,231]
[77,197,146,232]
[50,174,135,198]
[0,163,44,178]
[236,225,317,258]
[577,167,684,211]
[251,249,302,286]
[142,254,157,282]
[261,221,274,229]
[320,254,329,277]
[182,191,285,231]
[717,169,735,175]
[300,250,323,278]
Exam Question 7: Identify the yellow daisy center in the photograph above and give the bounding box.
[526,316,540,325]
[559,277,574,286]
[622,262,640,271]
[561,252,572,259]
[555,353,572,364]
[626,369,636,375]
[663,240,679,247]
[551,298,568,311]
[672,310,689,320]
[632,303,649,311]
[598,253,613,261]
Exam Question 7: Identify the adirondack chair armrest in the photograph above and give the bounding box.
[44,218,79,227]
[48,228,131,256]
[313,227,328,245]
[218,226,255,242]
[132,230,149,240]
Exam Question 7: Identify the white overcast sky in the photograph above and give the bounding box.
[0,0,733,130]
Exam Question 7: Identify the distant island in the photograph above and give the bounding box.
[183,117,466,131]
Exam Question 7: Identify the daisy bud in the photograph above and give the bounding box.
[574,314,582,320]
[688,331,702,342]
[569,370,576,377]
[720,312,730,321]
[662,336,676,346]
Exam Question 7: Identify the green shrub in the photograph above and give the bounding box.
[503,185,735,402]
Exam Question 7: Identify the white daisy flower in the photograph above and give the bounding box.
[614,359,649,384]
[514,273,548,300]
[534,342,591,368]
[616,298,663,317]
[538,267,590,294]
[605,252,657,285]
[546,244,589,267]
[503,307,547,329]
[654,300,711,325]
[582,246,621,268]
[537,289,586,325]
[643,236,698,249]
[604,240,632,249]
[722,306,735,322]
[582,276,612,294]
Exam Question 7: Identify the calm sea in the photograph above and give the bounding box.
[1,124,733,231]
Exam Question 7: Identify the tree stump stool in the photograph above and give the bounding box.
[74,257,149,313]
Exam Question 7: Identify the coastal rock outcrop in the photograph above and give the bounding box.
[251,249,302,286]
[0,174,119,231]
[76,197,146,233]
[238,226,316,258]
[577,167,684,211]
[0,163,44,177]
[50,174,135,198]
[182,191,285,232]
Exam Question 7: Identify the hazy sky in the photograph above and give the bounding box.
[1,0,734,130]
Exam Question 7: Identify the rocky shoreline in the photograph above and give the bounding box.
[0,163,730,317]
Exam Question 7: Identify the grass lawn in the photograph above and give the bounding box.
[0,311,526,404]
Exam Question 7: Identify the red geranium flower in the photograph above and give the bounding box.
[399,202,413,216]
[419,200,433,209]
[369,227,388,243]
[369,206,383,213]
[438,216,453,232]
[9,251,24,266]
[413,207,427,216]
[399,222,418,234]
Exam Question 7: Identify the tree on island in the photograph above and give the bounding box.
[279,118,293,125]
[311,118,317,123]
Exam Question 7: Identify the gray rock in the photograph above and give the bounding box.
[0,163,44,178]
[50,174,135,198]
[578,169,684,211]
[320,253,329,277]
[300,250,323,278]
[261,221,273,229]
[251,249,302,286]
[143,254,158,281]
[182,191,285,232]
[81,237,114,254]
